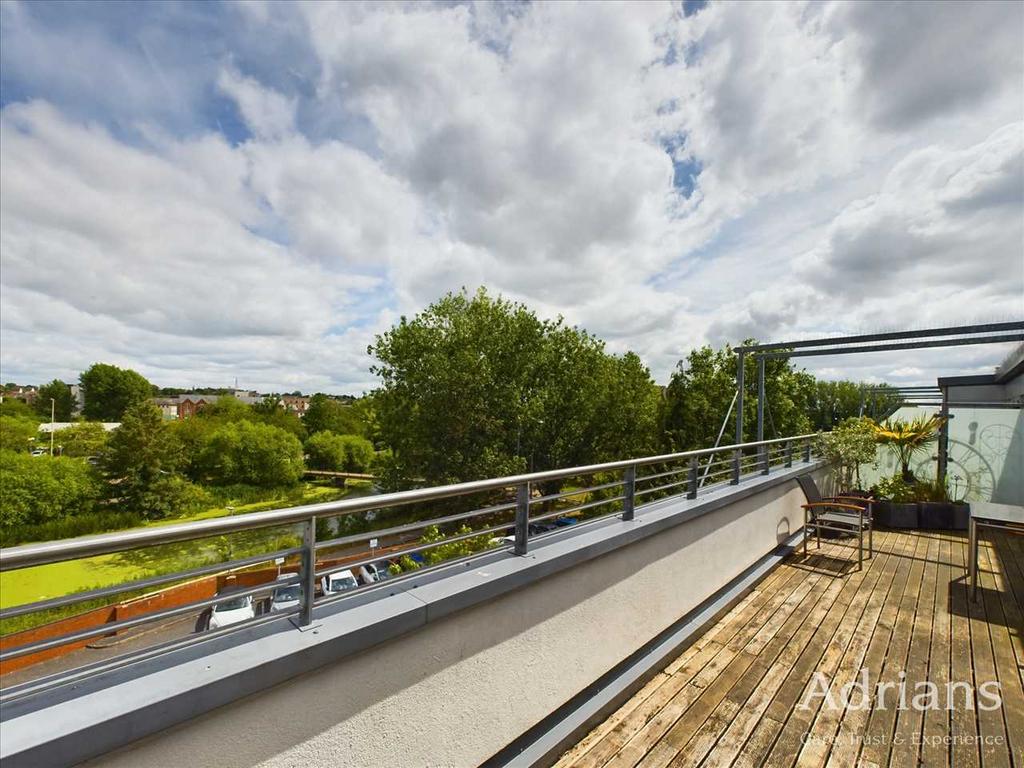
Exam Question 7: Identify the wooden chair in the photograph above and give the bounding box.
[796,475,873,570]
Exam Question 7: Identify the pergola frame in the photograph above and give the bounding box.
[733,321,1024,485]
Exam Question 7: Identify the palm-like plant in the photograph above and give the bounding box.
[872,414,946,481]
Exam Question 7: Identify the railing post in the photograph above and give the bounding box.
[299,515,317,627]
[761,442,770,475]
[785,440,793,468]
[514,482,530,555]
[622,465,636,521]
[687,457,698,499]
[803,438,812,463]
[731,449,741,485]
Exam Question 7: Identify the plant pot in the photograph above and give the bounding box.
[873,500,892,527]
[918,502,953,530]
[951,502,970,531]
[888,502,919,529]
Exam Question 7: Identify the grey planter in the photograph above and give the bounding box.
[918,502,954,530]
[951,502,970,531]
[887,502,919,529]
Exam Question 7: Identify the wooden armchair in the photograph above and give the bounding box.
[796,476,873,571]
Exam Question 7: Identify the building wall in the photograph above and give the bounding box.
[87,471,825,768]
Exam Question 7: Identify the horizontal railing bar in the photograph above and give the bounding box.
[531,479,624,505]
[636,466,689,483]
[313,523,511,581]
[314,501,518,553]
[0,578,298,662]
[530,495,626,524]
[634,478,689,498]
[0,434,819,572]
[0,546,305,620]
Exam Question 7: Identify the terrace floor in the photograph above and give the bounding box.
[556,527,1024,768]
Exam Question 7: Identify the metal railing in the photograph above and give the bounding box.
[0,434,819,671]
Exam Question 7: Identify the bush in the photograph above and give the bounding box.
[0,451,103,531]
[55,421,110,457]
[817,417,877,491]
[133,476,212,520]
[200,420,304,487]
[0,416,40,453]
[306,432,375,473]
[1,510,142,547]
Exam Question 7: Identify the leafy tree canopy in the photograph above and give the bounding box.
[101,402,183,517]
[303,394,367,437]
[34,379,76,421]
[56,422,110,458]
[0,451,103,531]
[369,288,661,488]
[80,363,153,421]
[306,431,375,473]
[0,398,39,421]
[662,342,815,451]
[0,416,40,453]
[199,420,305,487]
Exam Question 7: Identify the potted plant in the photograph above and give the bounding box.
[816,417,878,493]
[871,474,918,528]
[916,478,953,530]
[947,474,970,530]
[872,415,945,483]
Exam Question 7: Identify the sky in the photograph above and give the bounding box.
[1,0,1022,395]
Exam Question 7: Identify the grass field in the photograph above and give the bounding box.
[0,481,373,612]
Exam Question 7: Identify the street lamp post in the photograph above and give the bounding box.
[50,398,55,456]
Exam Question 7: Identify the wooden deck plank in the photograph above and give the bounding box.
[823,527,922,768]
[557,528,1024,768]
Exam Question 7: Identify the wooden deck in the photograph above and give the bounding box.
[556,528,1024,768]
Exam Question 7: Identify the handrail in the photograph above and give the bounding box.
[0,433,817,571]
[0,433,821,672]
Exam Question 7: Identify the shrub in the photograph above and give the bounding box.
[0,416,40,453]
[817,417,878,491]
[0,451,103,531]
[133,476,212,520]
[55,421,110,458]
[1,510,142,547]
[305,431,375,473]
[200,420,304,487]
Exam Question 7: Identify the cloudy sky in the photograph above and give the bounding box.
[1,0,1021,394]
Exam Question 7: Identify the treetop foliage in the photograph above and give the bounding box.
[80,363,153,421]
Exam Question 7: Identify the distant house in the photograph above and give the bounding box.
[176,394,217,419]
[152,397,180,420]
[1,385,38,405]
[281,395,310,416]
[38,422,120,433]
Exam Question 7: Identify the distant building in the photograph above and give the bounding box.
[152,397,180,420]
[1,385,38,405]
[38,422,120,433]
[69,384,85,416]
[281,395,310,416]
[176,394,217,419]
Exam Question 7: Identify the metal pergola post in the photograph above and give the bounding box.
[735,349,745,446]
[937,385,950,485]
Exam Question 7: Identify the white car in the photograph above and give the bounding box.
[208,593,254,629]
[269,575,303,613]
[357,562,391,584]
[320,569,359,595]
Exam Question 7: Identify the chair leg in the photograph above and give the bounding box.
[803,508,808,556]
[857,527,863,571]
[868,521,873,558]
[816,519,821,549]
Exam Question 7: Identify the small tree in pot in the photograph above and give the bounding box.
[872,414,945,482]
[817,417,878,493]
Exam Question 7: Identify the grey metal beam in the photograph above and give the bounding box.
[736,321,1024,353]
[755,333,1024,359]
[735,350,745,445]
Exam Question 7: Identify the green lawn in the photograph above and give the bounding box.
[0,481,372,613]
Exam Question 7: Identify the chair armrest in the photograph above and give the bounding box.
[801,502,865,512]
[828,495,875,504]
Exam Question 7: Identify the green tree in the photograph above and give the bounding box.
[101,402,184,518]
[0,398,38,420]
[199,420,304,487]
[369,288,661,488]
[306,431,375,472]
[80,363,153,421]
[303,394,366,437]
[0,452,102,532]
[808,380,901,431]
[816,417,878,490]
[0,416,39,453]
[34,380,76,421]
[661,342,815,451]
[55,422,110,458]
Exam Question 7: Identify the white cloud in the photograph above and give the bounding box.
[1,0,1021,393]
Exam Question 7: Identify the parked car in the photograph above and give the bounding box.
[357,562,392,584]
[320,569,359,595]
[529,522,558,535]
[208,592,255,629]
[269,575,303,613]
[373,561,395,581]
[30,448,48,457]
[554,517,579,527]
